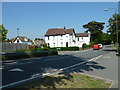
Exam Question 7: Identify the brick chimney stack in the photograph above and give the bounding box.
[64,26,66,29]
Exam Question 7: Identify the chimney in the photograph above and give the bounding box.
[64,26,66,29]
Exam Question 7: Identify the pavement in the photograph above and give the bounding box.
[83,52,118,88]
[1,45,119,89]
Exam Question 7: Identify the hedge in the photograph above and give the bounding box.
[2,50,58,60]
[51,47,79,51]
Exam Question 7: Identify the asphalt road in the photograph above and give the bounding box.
[1,45,117,89]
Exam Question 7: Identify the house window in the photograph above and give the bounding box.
[61,35,63,40]
[53,43,55,47]
[48,36,49,40]
[82,37,83,40]
[77,37,79,41]
[48,43,50,47]
[53,36,55,41]
[61,42,63,46]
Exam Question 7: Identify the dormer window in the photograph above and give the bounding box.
[16,38,19,43]
[17,39,19,43]
[24,38,28,41]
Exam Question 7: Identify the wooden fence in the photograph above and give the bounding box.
[2,42,27,53]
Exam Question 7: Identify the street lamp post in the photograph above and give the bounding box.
[104,8,119,52]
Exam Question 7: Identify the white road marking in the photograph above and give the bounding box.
[18,62,33,65]
[89,55,102,61]
[8,68,23,72]
[5,62,17,65]
[0,74,43,89]
[3,62,33,68]
[1,55,103,89]
[60,55,102,71]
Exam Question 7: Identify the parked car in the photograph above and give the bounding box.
[93,44,100,50]
[98,44,103,49]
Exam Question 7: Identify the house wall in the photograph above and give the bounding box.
[75,37,90,47]
[75,32,90,47]
[45,32,90,48]
[45,34,76,47]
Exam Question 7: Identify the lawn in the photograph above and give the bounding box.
[16,73,112,89]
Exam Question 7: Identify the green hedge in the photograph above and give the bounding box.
[51,47,79,51]
[2,50,58,60]
[14,48,50,53]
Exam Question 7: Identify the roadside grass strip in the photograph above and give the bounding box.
[15,73,112,89]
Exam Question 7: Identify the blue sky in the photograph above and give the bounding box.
[2,2,118,40]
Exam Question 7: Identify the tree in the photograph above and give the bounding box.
[35,38,41,40]
[0,25,8,41]
[83,21,105,43]
[99,33,112,45]
[107,14,120,46]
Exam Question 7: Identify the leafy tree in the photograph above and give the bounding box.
[107,14,120,46]
[35,38,41,40]
[99,33,112,45]
[83,21,105,42]
[0,25,8,41]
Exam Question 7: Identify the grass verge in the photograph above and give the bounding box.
[16,73,112,89]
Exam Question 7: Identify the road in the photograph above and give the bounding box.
[1,45,118,89]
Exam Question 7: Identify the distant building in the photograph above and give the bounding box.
[9,36,33,45]
[44,27,90,47]
[33,38,46,48]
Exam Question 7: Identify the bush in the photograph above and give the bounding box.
[2,50,58,60]
[90,41,96,47]
[50,47,79,51]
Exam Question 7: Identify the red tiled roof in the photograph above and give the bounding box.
[9,36,33,42]
[65,29,74,34]
[45,28,74,36]
[76,33,88,37]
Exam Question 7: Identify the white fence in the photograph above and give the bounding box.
[2,42,27,53]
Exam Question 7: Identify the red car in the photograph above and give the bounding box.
[93,44,100,50]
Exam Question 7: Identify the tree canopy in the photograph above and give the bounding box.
[83,21,105,42]
[107,14,120,46]
[0,25,8,41]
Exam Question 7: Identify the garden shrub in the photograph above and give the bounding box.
[50,47,79,51]
[2,50,58,60]
[90,41,96,47]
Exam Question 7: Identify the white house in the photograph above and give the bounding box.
[44,27,90,47]
[9,36,33,45]
[75,32,90,47]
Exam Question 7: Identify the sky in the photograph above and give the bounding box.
[2,2,118,40]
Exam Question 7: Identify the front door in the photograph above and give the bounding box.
[66,42,68,47]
